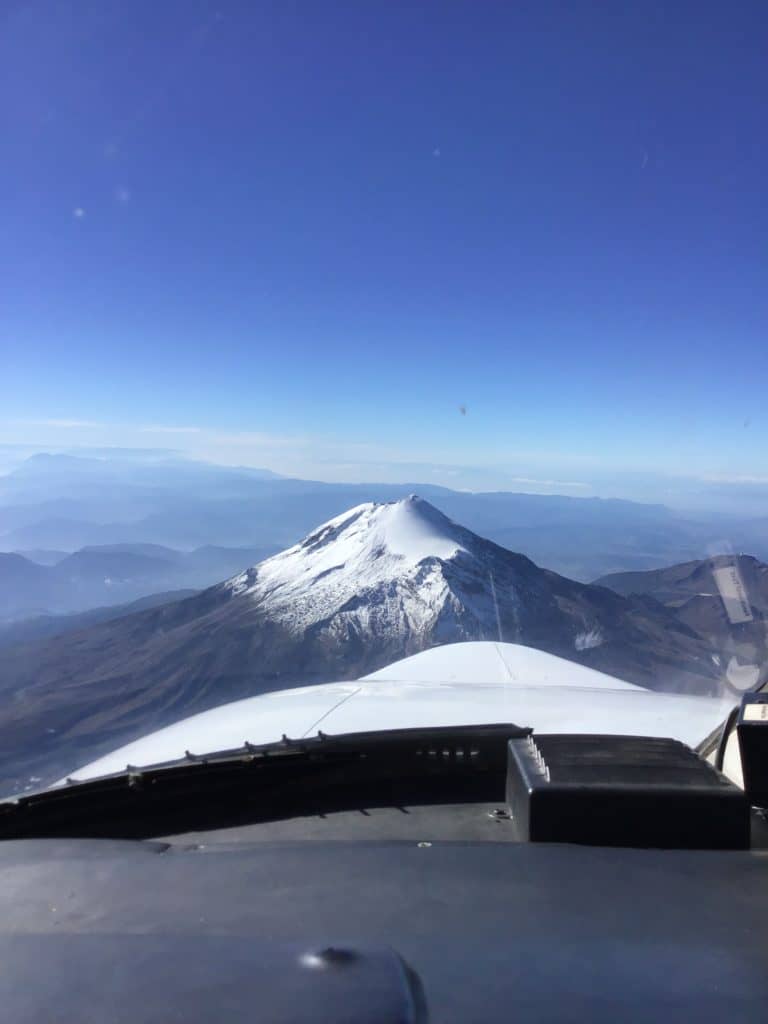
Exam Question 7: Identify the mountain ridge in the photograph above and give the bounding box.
[0,543,277,622]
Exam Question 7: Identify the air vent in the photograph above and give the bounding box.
[507,734,749,849]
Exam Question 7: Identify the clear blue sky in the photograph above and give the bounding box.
[2,1,766,500]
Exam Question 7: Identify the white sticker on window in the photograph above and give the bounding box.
[712,565,753,624]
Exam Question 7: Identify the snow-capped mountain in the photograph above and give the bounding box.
[225,496,498,645]
[0,497,720,794]
[216,495,715,687]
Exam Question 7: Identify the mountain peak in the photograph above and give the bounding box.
[341,496,467,564]
[224,497,471,622]
[277,496,468,569]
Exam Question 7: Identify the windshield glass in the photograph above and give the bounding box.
[1,1,765,794]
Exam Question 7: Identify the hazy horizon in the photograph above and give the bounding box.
[2,439,768,516]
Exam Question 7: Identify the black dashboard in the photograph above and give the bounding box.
[2,834,768,1022]
[2,722,767,1022]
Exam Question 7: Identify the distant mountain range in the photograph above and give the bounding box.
[3,452,768,582]
[0,497,725,795]
[0,543,276,622]
[0,589,198,650]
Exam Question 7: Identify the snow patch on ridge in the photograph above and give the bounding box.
[575,627,604,651]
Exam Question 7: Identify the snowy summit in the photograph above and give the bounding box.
[228,496,466,608]
[231,496,468,587]
[225,496,494,637]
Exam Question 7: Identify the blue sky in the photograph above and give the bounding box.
[2,1,766,502]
